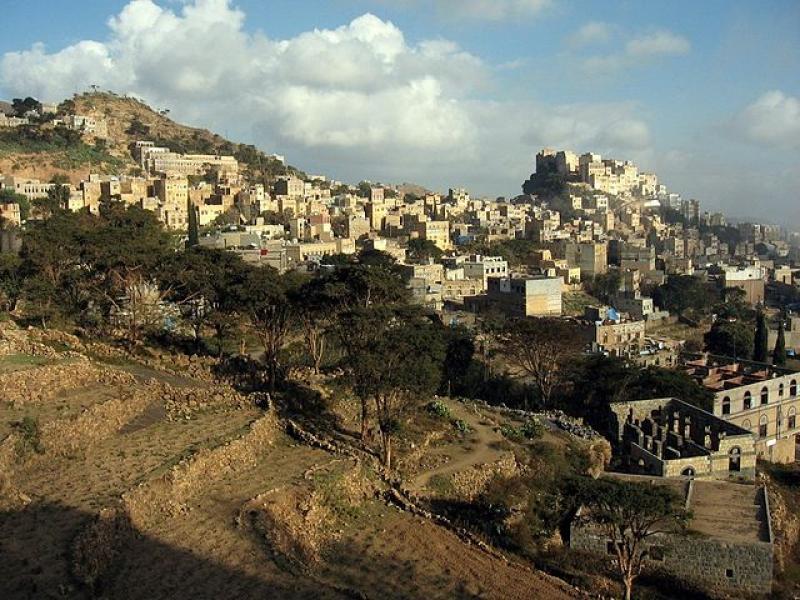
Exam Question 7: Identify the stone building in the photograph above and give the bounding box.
[608,397,756,480]
[571,475,773,597]
[681,354,800,463]
[479,275,562,317]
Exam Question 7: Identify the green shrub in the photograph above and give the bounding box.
[427,399,450,419]
[14,415,43,456]
[520,418,545,439]
[451,418,470,434]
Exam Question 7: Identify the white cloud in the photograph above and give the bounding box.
[0,0,653,195]
[730,90,800,148]
[625,30,691,57]
[578,28,690,74]
[567,22,613,48]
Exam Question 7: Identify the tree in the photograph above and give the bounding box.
[568,476,689,600]
[0,253,23,312]
[186,200,199,247]
[233,267,297,391]
[653,275,718,317]
[496,318,586,407]
[406,238,443,263]
[705,319,754,359]
[347,310,445,468]
[441,325,475,396]
[592,271,622,303]
[774,320,787,366]
[292,276,348,373]
[11,97,41,117]
[158,247,248,353]
[754,310,769,363]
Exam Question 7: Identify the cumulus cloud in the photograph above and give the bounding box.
[578,28,690,74]
[730,90,800,148]
[0,0,652,194]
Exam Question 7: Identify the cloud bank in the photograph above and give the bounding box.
[0,0,652,194]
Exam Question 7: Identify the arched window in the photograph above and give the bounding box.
[789,407,797,430]
[744,391,752,410]
[722,397,731,415]
[761,387,769,405]
[780,383,785,398]
[729,447,741,472]
[791,380,798,397]
[759,415,768,438]
[742,419,752,431]
[682,466,696,477]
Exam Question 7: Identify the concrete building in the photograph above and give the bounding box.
[566,241,608,280]
[482,275,562,317]
[722,265,765,305]
[682,354,800,463]
[459,255,509,287]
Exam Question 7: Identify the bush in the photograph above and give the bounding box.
[521,418,545,440]
[427,399,450,419]
[14,415,43,456]
[451,419,470,434]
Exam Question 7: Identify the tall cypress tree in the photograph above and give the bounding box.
[187,198,199,248]
[754,310,769,363]
[773,320,787,367]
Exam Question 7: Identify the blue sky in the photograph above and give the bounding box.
[1,0,798,226]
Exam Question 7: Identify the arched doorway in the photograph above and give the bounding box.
[681,466,696,478]
[729,447,741,472]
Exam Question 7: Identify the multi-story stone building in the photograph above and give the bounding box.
[682,354,800,463]
[565,241,608,280]
[480,275,562,317]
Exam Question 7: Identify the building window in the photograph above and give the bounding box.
[742,419,752,431]
[780,384,785,398]
[759,415,768,438]
[792,380,798,397]
[722,397,731,415]
[606,541,617,555]
[744,392,752,410]
[789,408,797,430]
[726,569,735,579]
[761,387,769,405]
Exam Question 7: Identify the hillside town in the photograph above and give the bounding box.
[2,89,800,600]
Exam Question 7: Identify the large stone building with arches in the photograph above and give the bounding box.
[682,354,800,463]
[609,397,757,480]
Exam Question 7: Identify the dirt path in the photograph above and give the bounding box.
[410,399,507,492]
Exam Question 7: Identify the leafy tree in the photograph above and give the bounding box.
[567,476,689,600]
[187,200,199,247]
[774,320,787,366]
[592,271,622,303]
[292,276,349,373]
[126,117,150,137]
[653,275,717,316]
[11,97,41,117]
[496,317,586,408]
[347,309,445,468]
[705,319,754,360]
[0,253,23,312]
[158,247,248,353]
[441,325,475,396]
[754,310,769,363]
[626,367,715,412]
[232,267,297,391]
[406,238,443,262]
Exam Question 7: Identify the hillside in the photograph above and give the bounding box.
[0,92,302,186]
[0,323,583,600]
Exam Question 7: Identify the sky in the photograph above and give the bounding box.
[0,0,798,226]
